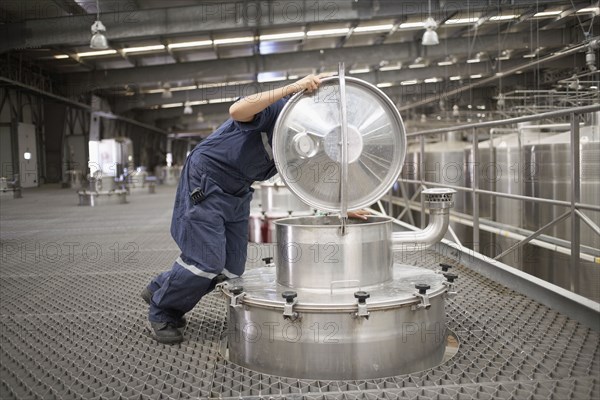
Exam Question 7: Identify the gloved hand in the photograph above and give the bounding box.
[347,209,371,220]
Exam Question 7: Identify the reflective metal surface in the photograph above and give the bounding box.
[274,216,393,289]
[222,264,447,380]
[260,181,313,215]
[273,77,407,212]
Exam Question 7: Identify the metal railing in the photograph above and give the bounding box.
[389,104,600,294]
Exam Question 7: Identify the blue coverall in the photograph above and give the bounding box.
[147,97,288,324]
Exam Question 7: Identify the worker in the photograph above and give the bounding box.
[140,74,321,344]
[141,73,369,344]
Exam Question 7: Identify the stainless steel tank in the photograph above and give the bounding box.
[219,74,457,380]
[522,129,600,301]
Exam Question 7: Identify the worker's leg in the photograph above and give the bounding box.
[223,200,251,278]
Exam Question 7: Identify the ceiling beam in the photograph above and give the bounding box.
[61,29,569,94]
[112,55,582,112]
[3,0,574,51]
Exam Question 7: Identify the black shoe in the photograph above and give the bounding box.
[147,321,184,344]
[140,287,187,329]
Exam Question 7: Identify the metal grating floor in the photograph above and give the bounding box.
[1,186,598,400]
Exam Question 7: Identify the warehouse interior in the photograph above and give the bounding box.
[1,0,599,399]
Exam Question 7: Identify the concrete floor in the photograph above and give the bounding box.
[1,185,598,399]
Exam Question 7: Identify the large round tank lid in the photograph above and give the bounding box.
[273,76,407,212]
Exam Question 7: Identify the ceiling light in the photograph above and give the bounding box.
[306,28,350,37]
[259,32,305,41]
[533,10,562,17]
[409,58,427,68]
[577,7,600,14]
[257,72,287,83]
[353,24,394,33]
[452,105,460,117]
[170,85,198,92]
[54,54,69,59]
[470,74,483,79]
[467,52,487,63]
[586,47,597,71]
[287,75,299,80]
[161,83,172,99]
[208,97,236,104]
[496,93,506,108]
[213,37,255,45]
[122,45,165,54]
[379,64,402,71]
[399,21,425,29]
[349,67,370,74]
[78,49,117,57]
[196,112,205,123]
[422,17,439,46]
[376,82,394,88]
[445,17,479,25]
[424,77,442,83]
[183,102,193,115]
[400,80,418,85]
[497,49,512,60]
[188,100,208,106]
[522,53,537,58]
[90,0,109,50]
[162,103,183,108]
[168,40,213,49]
[438,56,455,66]
[489,15,519,21]
[449,76,461,81]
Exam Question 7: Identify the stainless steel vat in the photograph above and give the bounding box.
[222,265,448,380]
[275,216,393,289]
[260,181,313,215]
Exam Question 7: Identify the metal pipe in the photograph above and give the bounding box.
[472,127,480,253]
[392,188,455,252]
[383,196,599,263]
[575,209,600,238]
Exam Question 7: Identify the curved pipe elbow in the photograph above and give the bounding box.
[392,210,450,252]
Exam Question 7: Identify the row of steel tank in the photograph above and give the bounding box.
[399,117,600,302]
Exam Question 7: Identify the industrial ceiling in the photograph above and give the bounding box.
[1,0,598,136]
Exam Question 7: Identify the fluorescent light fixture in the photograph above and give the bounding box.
[287,75,300,80]
[213,36,254,45]
[476,105,486,110]
[257,72,287,83]
[122,44,165,53]
[523,53,537,58]
[54,54,69,59]
[379,64,401,71]
[259,32,305,41]
[470,74,482,79]
[409,62,426,69]
[146,88,165,94]
[399,21,425,29]
[489,15,519,21]
[445,17,479,24]
[438,59,455,66]
[258,76,287,83]
[349,68,370,74]
[400,80,418,85]
[78,49,117,57]
[209,97,236,104]
[171,85,198,92]
[306,28,350,37]
[376,82,393,88]
[188,100,208,106]
[168,40,213,49]
[497,54,511,60]
[590,85,598,90]
[161,103,184,108]
[353,24,394,33]
[424,77,442,83]
[449,75,461,81]
[533,10,562,17]
[577,7,599,14]
[466,57,480,64]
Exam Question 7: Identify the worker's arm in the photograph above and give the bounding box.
[229,74,326,122]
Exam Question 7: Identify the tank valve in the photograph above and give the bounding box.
[443,273,458,298]
[262,256,273,265]
[282,291,299,321]
[412,283,431,310]
[228,285,245,308]
[354,291,370,319]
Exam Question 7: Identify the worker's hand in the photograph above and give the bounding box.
[287,73,328,94]
[347,209,371,220]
